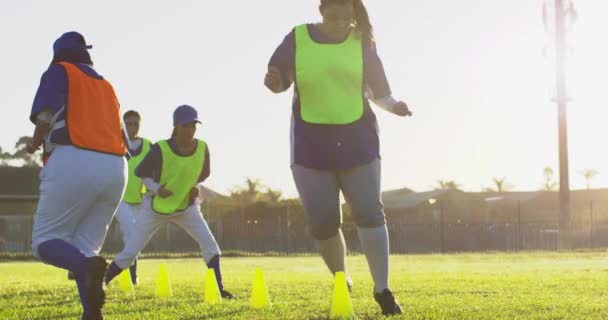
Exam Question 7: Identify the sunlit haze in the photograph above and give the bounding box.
[1,0,606,196]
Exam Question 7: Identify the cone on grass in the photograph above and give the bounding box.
[204,268,222,305]
[118,268,134,293]
[155,263,172,298]
[250,268,271,309]
[329,271,354,320]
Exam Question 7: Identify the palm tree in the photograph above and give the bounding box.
[244,178,262,199]
[435,180,461,191]
[230,178,264,204]
[490,177,513,193]
[542,167,558,191]
[260,188,283,203]
[580,169,599,190]
[229,178,283,204]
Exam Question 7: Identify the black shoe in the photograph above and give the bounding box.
[68,271,76,281]
[81,311,103,320]
[220,289,235,299]
[374,289,403,316]
[84,256,109,313]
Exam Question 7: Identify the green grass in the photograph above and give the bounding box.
[1,252,608,319]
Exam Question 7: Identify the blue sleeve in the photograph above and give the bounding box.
[30,64,68,124]
[268,29,295,87]
[135,144,162,182]
[364,42,392,99]
[198,146,210,183]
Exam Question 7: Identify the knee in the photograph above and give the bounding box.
[351,207,386,229]
[308,217,341,241]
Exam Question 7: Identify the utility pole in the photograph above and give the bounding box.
[543,0,577,234]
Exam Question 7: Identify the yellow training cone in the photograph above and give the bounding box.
[155,263,172,298]
[251,268,271,309]
[204,268,222,305]
[330,272,354,320]
[118,268,134,293]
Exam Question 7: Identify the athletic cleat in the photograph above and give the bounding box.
[374,289,403,316]
[84,256,109,313]
[81,311,103,320]
[220,289,235,299]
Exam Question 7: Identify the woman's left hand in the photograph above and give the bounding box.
[26,143,40,154]
[394,102,413,117]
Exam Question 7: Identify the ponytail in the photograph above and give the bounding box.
[353,0,374,46]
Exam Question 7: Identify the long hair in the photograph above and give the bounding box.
[321,0,374,45]
[352,0,374,45]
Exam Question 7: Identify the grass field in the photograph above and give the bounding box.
[1,252,608,319]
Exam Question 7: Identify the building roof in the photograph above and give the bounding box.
[382,189,446,209]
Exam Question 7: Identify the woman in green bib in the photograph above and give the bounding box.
[265,0,411,315]
[114,110,151,284]
[68,110,151,284]
[104,105,234,299]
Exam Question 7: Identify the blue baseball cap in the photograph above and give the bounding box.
[53,31,92,54]
[173,105,201,126]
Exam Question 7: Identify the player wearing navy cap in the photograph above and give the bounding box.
[104,105,234,299]
[28,31,127,320]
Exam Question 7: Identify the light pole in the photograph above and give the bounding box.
[543,0,577,232]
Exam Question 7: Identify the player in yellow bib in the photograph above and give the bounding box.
[115,110,151,284]
[104,105,234,299]
[265,0,411,316]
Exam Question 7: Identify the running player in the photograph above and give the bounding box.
[29,31,127,320]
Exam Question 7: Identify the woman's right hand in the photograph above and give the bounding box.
[264,66,284,93]
[157,185,173,198]
[394,101,413,117]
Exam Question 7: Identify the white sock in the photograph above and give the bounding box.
[317,230,352,286]
[357,225,390,293]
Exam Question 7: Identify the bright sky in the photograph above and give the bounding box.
[1,0,606,197]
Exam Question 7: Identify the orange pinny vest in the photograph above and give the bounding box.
[57,62,125,156]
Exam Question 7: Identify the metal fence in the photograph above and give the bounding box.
[2,211,608,256]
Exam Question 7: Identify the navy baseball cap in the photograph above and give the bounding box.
[173,105,201,126]
[53,32,92,54]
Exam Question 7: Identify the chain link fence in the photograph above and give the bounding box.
[2,202,608,257]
